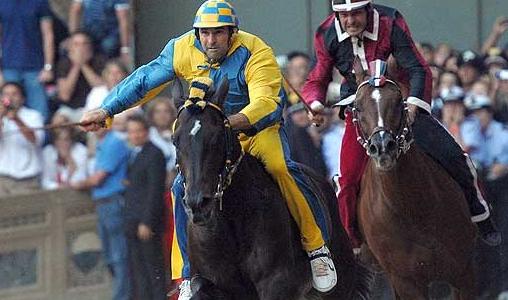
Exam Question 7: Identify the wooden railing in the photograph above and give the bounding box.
[0,189,111,300]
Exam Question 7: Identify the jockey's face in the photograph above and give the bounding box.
[337,8,368,37]
[199,27,232,64]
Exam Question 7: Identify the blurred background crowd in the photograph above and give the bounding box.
[2,0,508,299]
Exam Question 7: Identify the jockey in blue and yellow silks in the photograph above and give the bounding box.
[79,0,337,297]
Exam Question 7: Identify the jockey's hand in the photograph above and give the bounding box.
[79,108,108,132]
[407,104,418,125]
[307,101,325,126]
[308,110,325,126]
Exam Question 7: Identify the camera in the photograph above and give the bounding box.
[1,97,15,110]
[495,69,508,80]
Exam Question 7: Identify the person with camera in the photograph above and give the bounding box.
[491,69,508,123]
[0,82,45,196]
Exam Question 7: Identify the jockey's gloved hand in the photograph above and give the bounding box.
[308,101,325,126]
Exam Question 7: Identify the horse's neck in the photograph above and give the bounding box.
[365,147,424,198]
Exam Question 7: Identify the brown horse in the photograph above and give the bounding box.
[351,71,477,299]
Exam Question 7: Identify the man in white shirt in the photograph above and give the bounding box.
[0,82,44,196]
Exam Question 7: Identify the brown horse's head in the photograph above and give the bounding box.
[352,60,410,171]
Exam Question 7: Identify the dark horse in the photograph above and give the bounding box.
[171,78,371,299]
[352,70,476,299]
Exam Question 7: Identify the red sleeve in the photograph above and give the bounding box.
[392,14,432,104]
[302,15,335,106]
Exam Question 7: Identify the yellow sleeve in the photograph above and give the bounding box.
[239,39,284,131]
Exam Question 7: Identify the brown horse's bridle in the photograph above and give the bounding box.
[174,98,244,210]
[352,79,412,158]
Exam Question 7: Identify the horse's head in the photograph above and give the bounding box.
[352,60,411,171]
[172,77,239,225]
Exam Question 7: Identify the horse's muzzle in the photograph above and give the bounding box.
[185,196,214,225]
[368,131,397,170]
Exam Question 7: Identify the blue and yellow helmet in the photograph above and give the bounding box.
[193,0,239,29]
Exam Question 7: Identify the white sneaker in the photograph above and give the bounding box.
[178,279,192,300]
[307,245,337,293]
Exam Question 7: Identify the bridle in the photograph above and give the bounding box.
[174,98,244,210]
[352,78,412,158]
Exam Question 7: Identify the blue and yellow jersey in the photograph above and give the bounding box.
[101,30,287,133]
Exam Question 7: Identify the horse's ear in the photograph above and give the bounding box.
[172,77,187,110]
[210,76,229,108]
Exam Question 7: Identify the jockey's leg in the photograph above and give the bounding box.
[240,123,337,292]
[412,112,501,246]
[171,173,191,279]
[338,112,369,249]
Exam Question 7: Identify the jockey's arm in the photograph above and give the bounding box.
[238,40,284,134]
[227,113,251,130]
[301,22,335,110]
[80,39,177,131]
[390,16,433,114]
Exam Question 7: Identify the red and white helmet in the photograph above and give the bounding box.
[332,0,371,12]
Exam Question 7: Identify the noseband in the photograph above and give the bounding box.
[352,79,412,158]
[174,98,244,210]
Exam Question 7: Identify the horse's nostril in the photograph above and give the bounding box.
[368,144,378,156]
[386,140,397,152]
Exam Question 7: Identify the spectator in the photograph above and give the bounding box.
[433,42,453,67]
[469,79,491,97]
[457,49,484,92]
[462,94,508,181]
[491,68,508,123]
[0,82,44,196]
[0,0,55,121]
[146,96,178,186]
[431,70,462,116]
[56,31,106,110]
[443,51,459,72]
[285,102,328,177]
[284,51,311,105]
[68,0,132,63]
[438,70,462,91]
[320,107,345,180]
[484,47,508,79]
[481,16,508,56]
[42,127,87,190]
[85,59,129,111]
[124,115,167,300]
[71,126,131,300]
[438,87,466,147]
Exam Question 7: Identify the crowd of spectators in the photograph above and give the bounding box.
[2,0,508,299]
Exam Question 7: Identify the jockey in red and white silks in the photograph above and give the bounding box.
[302,0,500,248]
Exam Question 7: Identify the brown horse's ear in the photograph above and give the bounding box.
[172,77,187,110]
[211,76,229,108]
[353,56,369,85]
